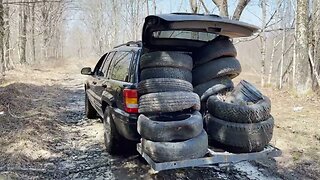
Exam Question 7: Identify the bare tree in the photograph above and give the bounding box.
[0,0,4,73]
[260,0,267,87]
[232,0,250,20]
[212,0,228,17]
[19,2,27,64]
[295,0,311,94]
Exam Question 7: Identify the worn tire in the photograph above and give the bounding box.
[141,67,192,83]
[141,130,208,162]
[138,78,193,95]
[194,36,237,66]
[137,111,203,142]
[139,91,200,113]
[140,51,193,70]
[85,92,97,119]
[205,114,274,153]
[193,77,234,101]
[207,95,271,123]
[192,57,241,86]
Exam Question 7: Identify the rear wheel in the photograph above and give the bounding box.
[85,92,97,119]
[103,108,135,155]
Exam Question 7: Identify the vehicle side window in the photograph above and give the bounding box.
[93,53,108,76]
[110,51,133,82]
[102,52,115,77]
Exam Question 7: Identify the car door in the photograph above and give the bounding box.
[90,52,116,117]
[107,51,135,110]
[86,53,108,113]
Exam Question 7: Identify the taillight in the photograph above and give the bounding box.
[123,89,138,113]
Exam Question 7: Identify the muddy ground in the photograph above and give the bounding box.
[0,59,319,179]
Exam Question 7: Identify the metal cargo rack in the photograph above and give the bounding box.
[137,143,281,172]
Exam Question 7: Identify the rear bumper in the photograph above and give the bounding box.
[111,108,140,141]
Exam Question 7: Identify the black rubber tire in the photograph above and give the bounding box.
[193,77,234,101]
[140,51,193,71]
[139,91,200,113]
[137,111,203,142]
[141,130,208,162]
[103,108,135,155]
[85,92,97,119]
[192,57,241,86]
[103,108,121,154]
[205,114,274,153]
[207,94,271,123]
[194,36,237,66]
[140,67,192,83]
[138,78,193,95]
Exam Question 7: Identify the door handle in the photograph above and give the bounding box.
[102,83,108,88]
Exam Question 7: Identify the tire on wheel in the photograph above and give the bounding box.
[138,78,193,95]
[194,36,237,66]
[193,77,234,101]
[141,130,208,162]
[137,111,203,142]
[192,57,241,86]
[139,91,200,113]
[85,92,97,119]
[103,108,134,154]
[140,51,193,70]
[140,67,192,83]
[205,114,274,153]
[207,94,271,123]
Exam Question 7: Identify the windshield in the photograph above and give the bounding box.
[152,30,218,42]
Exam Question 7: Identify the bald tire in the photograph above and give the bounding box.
[141,130,208,162]
[139,91,200,113]
[140,51,193,70]
[194,36,237,66]
[140,67,192,83]
[193,77,234,102]
[192,57,241,86]
[205,114,274,153]
[207,95,271,123]
[138,78,193,95]
[137,111,203,142]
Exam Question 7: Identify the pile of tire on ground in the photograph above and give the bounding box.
[137,51,208,162]
[192,36,274,153]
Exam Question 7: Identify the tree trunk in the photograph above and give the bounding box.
[233,0,250,20]
[0,0,4,73]
[19,4,27,64]
[4,0,11,70]
[31,0,36,62]
[268,39,280,85]
[189,0,199,13]
[260,0,267,87]
[295,0,311,94]
[152,0,156,14]
[279,29,286,89]
[212,0,228,17]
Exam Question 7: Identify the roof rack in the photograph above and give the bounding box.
[113,41,142,49]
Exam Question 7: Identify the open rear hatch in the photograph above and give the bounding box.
[142,13,259,51]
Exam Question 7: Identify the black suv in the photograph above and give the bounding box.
[81,13,258,154]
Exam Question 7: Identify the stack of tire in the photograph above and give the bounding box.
[192,36,274,153]
[137,51,208,162]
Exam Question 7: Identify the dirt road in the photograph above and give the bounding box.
[0,60,318,179]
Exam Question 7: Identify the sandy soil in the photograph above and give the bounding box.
[0,59,319,179]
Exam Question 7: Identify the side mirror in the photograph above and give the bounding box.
[81,67,92,75]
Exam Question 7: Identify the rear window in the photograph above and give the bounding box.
[110,51,133,82]
[152,30,217,42]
